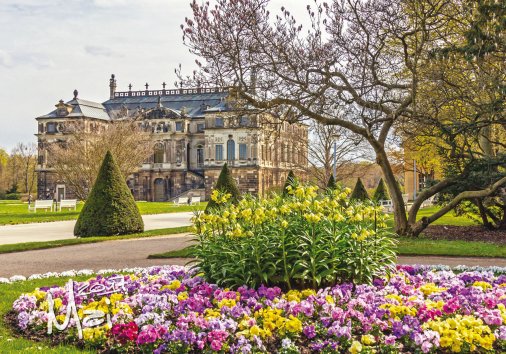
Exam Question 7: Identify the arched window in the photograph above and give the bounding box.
[154,143,164,163]
[227,139,235,161]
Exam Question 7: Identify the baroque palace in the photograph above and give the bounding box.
[35,75,308,201]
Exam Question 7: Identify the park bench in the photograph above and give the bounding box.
[378,199,393,213]
[174,197,189,206]
[28,200,54,212]
[59,199,77,211]
[190,196,201,205]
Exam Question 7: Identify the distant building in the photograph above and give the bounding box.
[35,75,308,201]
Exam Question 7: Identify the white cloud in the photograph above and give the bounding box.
[84,45,122,58]
[0,50,13,68]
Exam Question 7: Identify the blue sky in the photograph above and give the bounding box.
[0,0,309,152]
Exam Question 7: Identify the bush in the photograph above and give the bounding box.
[350,177,369,200]
[74,151,144,237]
[373,178,389,201]
[205,163,240,212]
[282,170,296,196]
[327,174,337,190]
[192,182,396,290]
[5,193,20,200]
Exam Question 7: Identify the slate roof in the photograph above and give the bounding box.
[38,99,110,121]
[102,91,229,118]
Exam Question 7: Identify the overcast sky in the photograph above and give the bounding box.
[0,0,309,152]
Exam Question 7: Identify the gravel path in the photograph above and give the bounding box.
[0,212,193,245]
[2,233,506,278]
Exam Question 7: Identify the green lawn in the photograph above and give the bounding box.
[0,226,191,254]
[149,245,197,259]
[414,206,475,226]
[0,200,206,226]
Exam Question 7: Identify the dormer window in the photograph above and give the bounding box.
[215,117,224,128]
[175,122,183,132]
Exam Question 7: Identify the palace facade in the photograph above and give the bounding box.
[35,75,308,201]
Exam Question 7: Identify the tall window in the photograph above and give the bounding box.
[215,144,223,161]
[227,139,235,161]
[197,123,205,132]
[197,145,204,168]
[47,123,56,133]
[239,116,250,127]
[175,122,183,132]
[154,143,164,163]
[239,143,247,160]
[215,117,224,128]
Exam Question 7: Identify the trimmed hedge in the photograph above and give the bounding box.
[350,177,369,201]
[373,178,390,201]
[205,163,240,212]
[74,151,144,237]
[282,170,296,196]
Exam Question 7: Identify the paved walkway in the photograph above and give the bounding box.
[0,233,192,277]
[2,233,506,277]
[0,212,193,245]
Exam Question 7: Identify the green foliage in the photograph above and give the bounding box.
[4,193,20,200]
[192,183,396,289]
[282,170,297,196]
[350,178,369,201]
[327,175,337,190]
[441,154,506,228]
[206,163,240,212]
[373,178,389,201]
[74,151,144,237]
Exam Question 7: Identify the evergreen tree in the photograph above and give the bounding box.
[206,163,241,211]
[373,178,389,201]
[350,178,369,201]
[74,151,144,237]
[282,170,296,196]
[327,175,337,190]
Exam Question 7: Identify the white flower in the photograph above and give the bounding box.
[9,275,27,282]
[0,277,10,284]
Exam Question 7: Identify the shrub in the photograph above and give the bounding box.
[192,182,396,289]
[327,174,337,190]
[4,193,20,200]
[350,177,369,200]
[373,178,389,201]
[282,170,296,196]
[74,151,144,237]
[205,163,240,212]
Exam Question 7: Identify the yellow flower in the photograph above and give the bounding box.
[361,334,375,345]
[349,340,363,353]
[164,279,181,291]
[284,315,302,333]
[473,281,492,290]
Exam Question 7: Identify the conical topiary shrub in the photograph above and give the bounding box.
[373,178,390,201]
[350,177,369,201]
[74,151,144,237]
[206,163,240,212]
[282,170,296,196]
[327,174,337,190]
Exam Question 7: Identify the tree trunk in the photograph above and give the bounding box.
[374,146,409,235]
[475,198,493,230]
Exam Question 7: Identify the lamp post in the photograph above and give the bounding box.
[413,159,417,200]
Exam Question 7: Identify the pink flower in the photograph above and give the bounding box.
[210,339,223,351]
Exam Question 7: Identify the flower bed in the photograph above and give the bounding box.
[8,265,506,353]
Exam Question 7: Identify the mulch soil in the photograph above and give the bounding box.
[423,225,506,245]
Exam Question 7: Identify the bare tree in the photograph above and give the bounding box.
[180,0,506,236]
[48,120,152,200]
[303,121,370,188]
[12,143,38,195]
